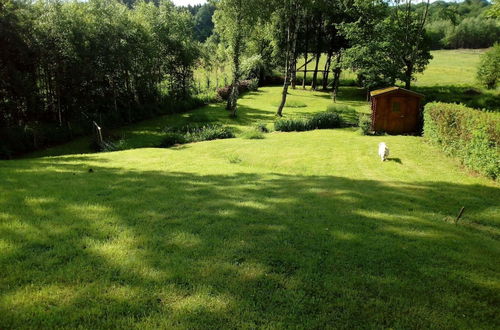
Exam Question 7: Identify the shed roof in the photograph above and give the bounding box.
[370,87,424,98]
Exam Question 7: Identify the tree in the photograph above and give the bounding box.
[276,0,304,117]
[213,0,252,117]
[389,0,433,89]
[342,0,432,91]
[477,43,500,89]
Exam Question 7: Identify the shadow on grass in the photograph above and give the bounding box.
[387,157,403,164]
[414,86,500,111]
[0,158,499,328]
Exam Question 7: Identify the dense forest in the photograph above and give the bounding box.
[0,0,498,158]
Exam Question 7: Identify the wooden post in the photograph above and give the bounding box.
[455,207,465,225]
[93,121,103,147]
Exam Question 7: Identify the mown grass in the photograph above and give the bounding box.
[1,49,499,328]
[414,49,485,87]
[27,86,369,158]
[1,129,499,328]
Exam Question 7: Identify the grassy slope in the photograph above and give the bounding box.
[1,129,499,328]
[414,49,484,86]
[1,50,500,328]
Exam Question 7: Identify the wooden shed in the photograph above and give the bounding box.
[370,87,424,134]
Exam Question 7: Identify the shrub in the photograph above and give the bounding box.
[216,79,258,100]
[184,124,234,142]
[255,122,269,133]
[274,118,312,132]
[242,129,265,139]
[477,43,500,89]
[309,112,342,129]
[160,132,187,148]
[358,114,372,135]
[424,102,500,179]
[274,111,344,132]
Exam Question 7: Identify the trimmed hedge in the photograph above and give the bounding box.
[424,102,500,179]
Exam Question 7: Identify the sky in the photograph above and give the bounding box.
[172,0,207,6]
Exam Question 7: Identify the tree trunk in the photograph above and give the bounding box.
[302,19,309,89]
[404,62,413,90]
[322,50,333,90]
[227,6,242,117]
[277,3,300,117]
[331,53,342,102]
[311,17,322,90]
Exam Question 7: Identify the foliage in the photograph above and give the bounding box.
[274,117,312,132]
[0,0,199,156]
[424,102,500,179]
[358,113,372,135]
[342,0,432,90]
[309,111,342,129]
[477,43,500,90]
[184,124,235,142]
[255,122,270,133]
[424,0,499,49]
[159,132,187,148]
[242,128,265,139]
[443,17,500,49]
[161,124,235,148]
[274,111,343,132]
[216,79,258,100]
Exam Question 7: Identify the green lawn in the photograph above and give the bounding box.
[27,86,369,158]
[1,83,500,328]
[414,49,485,87]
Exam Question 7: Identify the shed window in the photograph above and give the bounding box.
[392,102,401,112]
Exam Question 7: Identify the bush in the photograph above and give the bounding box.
[358,114,372,135]
[216,79,259,100]
[160,132,187,148]
[255,122,269,133]
[309,112,342,129]
[184,124,234,142]
[477,43,500,89]
[274,118,312,132]
[242,129,265,139]
[424,102,500,179]
[160,124,234,148]
[274,111,344,132]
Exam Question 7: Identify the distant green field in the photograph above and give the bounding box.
[414,49,485,87]
[296,49,488,88]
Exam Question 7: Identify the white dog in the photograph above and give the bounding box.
[378,142,389,161]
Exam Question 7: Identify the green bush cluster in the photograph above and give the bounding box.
[358,114,372,135]
[274,111,342,132]
[424,102,500,179]
[161,124,234,148]
[477,43,500,90]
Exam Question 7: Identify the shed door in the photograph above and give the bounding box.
[386,96,408,133]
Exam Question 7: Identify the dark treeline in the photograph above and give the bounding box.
[0,0,199,158]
